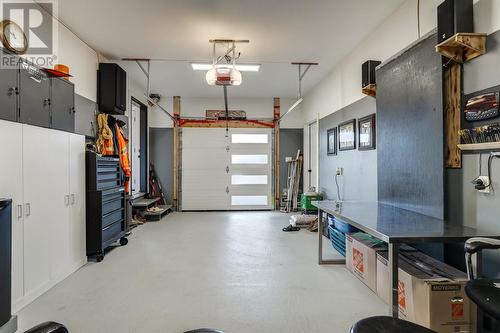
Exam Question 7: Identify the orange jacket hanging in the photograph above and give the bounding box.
[115,123,132,194]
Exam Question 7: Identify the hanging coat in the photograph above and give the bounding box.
[96,113,114,155]
[115,123,132,194]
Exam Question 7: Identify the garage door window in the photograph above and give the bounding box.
[231,134,268,144]
[231,154,268,164]
[231,175,268,185]
[231,195,268,206]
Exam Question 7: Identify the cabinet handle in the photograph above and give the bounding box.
[226,166,230,173]
[226,186,230,194]
[64,195,70,206]
[7,87,17,96]
[43,98,51,107]
[71,194,75,205]
[25,203,31,217]
[17,204,23,218]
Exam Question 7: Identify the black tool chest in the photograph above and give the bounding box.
[86,152,128,262]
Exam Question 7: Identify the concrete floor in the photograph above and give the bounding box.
[16,211,386,333]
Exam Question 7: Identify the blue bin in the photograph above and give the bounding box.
[328,225,346,257]
[333,217,359,234]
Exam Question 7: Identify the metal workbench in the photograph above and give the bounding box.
[313,200,500,319]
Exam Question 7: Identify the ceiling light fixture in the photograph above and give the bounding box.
[192,63,260,72]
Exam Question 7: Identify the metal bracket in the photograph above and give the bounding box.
[278,62,318,122]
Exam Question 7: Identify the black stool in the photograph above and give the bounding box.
[351,237,500,333]
[350,316,435,333]
[24,322,68,333]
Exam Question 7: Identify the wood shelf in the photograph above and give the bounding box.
[362,84,376,98]
[436,33,487,63]
[458,142,500,151]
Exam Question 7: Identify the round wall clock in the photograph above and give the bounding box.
[0,20,28,55]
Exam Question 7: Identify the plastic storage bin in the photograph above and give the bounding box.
[333,217,359,234]
[328,225,346,257]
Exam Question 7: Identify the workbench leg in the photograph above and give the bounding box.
[388,243,400,318]
[476,251,483,333]
[318,209,323,264]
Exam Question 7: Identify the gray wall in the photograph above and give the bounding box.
[318,97,377,201]
[150,128,174,205]
[279,129,303,193]
[446,30,500,277]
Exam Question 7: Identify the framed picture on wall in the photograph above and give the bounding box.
[338,119,356,151]
[358,114,376,150]
[327,128,337,155]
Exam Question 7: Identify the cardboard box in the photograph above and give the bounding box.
[377,251,472,333]
[345,233,387,292]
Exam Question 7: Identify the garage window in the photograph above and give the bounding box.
[231,175,268,185]
[231,134,268,144]
[231,154,268,164]
[231,195,268,206]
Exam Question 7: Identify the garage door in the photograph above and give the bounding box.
[182,128,273,211]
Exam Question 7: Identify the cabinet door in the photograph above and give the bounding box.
[0,120,24,311]
[22,125,53,298]
[0,67,18,122]
[69,134,86,268]
[51,78,75,133]
[46,129,71,281]
[19,62,51,128]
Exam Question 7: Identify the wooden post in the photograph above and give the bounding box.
[173,96,181,210]
[444,63,462,168]
[274,98,281,210]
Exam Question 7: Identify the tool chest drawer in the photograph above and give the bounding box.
[86,185,126,261]
[86,152,122,191]
[102,220,123,244]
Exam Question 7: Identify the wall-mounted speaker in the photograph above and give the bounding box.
[362,60,381,88]
[437,0,474,44]
[98,63,127,115]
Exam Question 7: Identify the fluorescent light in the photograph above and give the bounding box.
[192,63,260,72]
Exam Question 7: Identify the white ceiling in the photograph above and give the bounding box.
[55,0,406,98]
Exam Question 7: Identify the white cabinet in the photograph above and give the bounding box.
[0,120,86,312]
[0,121,24,307]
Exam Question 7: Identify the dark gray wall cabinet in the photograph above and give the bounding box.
[0,67,18,122]
[98,63,127,115]
[51,77,75,132]
[19,60,51,128]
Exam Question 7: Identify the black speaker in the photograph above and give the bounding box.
[362,60,381,88]
[437,0,474,44]
[98,63,127,115]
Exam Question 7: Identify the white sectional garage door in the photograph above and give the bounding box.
[182,128,273,211]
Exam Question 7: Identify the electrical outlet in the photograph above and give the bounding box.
[336,167,343,176]
[477,176,491,194]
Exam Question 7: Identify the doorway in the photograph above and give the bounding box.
[130,98,148,197]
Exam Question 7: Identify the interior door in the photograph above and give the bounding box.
[22,125,53,298]
[182,128,230,210]
[130,100,141,196]
[0,120,24,311]
[68,134,86,270]
[229,128,273,210]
